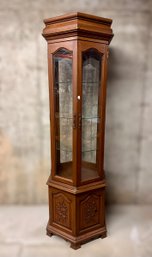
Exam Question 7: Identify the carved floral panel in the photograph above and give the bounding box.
[80,194,100,230]
[53,193,71,229]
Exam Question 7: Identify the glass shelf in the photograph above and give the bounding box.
[54,90,72,95]
[55,116,73,120]
[82,116,100,119]
[55,115,100,126]
[56,147,97,153]
[56,147,72,153]
[55,113,100,120]
[55,81,72,84]
[82,149,97,153]
[82,117,100,125]
[82,135,99,140]
[82,81,99,84]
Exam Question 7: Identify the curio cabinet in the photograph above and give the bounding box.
[42,12,113,249]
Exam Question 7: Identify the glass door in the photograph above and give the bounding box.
[53,48,73,180]
[81,48,102,182]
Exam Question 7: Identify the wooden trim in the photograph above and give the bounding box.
[47,36,109,45]
[99,45,108,180]
[47,179,106,194]
[43,30,113,44]
[47,223,106,244]
[42,12,113,44]
[44,12,112,26]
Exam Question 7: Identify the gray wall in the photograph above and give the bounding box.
[0,0,152,204]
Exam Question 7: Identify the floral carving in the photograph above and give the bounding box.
[55,200,68,224]
[80,195,99,229]
[84,198,97,223]
[53,193,71,228]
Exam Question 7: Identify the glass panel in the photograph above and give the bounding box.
[53,48,73,180]
[81,49,101,181]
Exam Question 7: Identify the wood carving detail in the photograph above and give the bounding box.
[56,199,68,223]
[80,194,99,230]
[53,193,71,229]
[85,197,97,223]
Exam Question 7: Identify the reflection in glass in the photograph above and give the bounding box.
[54,48,73,179]
[81,49,102,181]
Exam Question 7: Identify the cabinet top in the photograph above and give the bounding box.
[42,12,113,44]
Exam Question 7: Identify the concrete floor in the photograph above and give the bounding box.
[0,205,151,257]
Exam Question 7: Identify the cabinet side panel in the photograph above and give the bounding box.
[77,188,106,235]
[48,187,76,235]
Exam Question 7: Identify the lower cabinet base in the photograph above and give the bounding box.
[47,183,106,249]
[46,223,107,249]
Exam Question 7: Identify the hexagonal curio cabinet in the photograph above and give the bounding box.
[42,12,113,249]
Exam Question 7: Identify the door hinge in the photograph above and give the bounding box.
[78,114,81,128]
[73,114,77,129]
[73,114,82,129]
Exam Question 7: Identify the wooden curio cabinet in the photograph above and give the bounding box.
[42,12,113,249]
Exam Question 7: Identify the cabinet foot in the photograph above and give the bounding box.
[101,232,107,239]
[46,230,53,237]
[70,243,81,250]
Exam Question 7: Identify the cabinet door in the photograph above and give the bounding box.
[48,41,76,184]
[78,41,107,183]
